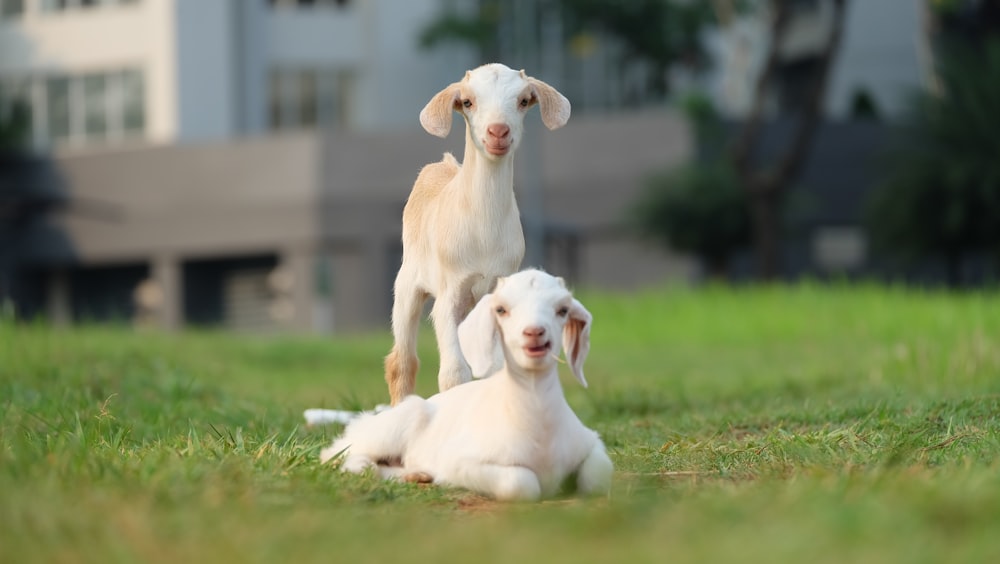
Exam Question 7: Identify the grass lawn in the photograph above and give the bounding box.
[2,283,999,563]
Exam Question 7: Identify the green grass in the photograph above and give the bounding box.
[2,283,1000,563]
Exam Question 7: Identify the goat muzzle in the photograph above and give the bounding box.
[523,340,552,359]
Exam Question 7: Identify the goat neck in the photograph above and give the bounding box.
[500,358,565,405]
[456,126,518,213]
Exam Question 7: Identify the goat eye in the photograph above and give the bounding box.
[462,99,472,109]
[557,307,569,317]
[495,306,507,315]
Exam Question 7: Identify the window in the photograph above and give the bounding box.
[40,0,139,13]
[82,73,107,137]
[0,78,29,121]
[0,78,32,145]
[268,0,351,9]
[1,68,146,147]
[298,71,317,127]
[46,76,71,141]
[269,68,352,131]
[120,69,144,133]
[40,0,70,11]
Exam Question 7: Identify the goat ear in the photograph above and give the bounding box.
[458,293,499,377]
[527,77,571,131]
[562,298,592,387]
[420,82,461,138]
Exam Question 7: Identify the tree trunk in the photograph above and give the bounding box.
[704,255,730,282]
[749,193,781,280]
[945,251,963,288]
[727,0,848,280]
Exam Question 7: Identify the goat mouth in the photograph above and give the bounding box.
[484,142,511,156]
[523,341,552,358]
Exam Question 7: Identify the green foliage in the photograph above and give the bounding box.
[866,39,1000,272]
[418,0,500,50]
[929,0,965,15]
[631,161,750,272]
[0,98,31,150]
[418,0,714,95]
[3,285,1000,562]
[679,91,726,142]
[557,0,714,73]
[848,88,880,121]
[630,94,749,274]
[418,10,500,51]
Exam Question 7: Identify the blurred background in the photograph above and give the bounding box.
[0,0,996,334]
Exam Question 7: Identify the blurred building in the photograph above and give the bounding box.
[0,0,693,333]
[0,0,470,148]
[0,0,943,333]
[0,0,471,331]
[20,112,689,333]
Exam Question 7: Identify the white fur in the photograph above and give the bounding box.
[324,269,612,501]
[383,64,571,405]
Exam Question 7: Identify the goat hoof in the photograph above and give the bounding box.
[402,471,434,484]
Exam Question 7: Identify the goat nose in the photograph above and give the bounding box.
[487,124,510,139]
[523,326,546,338]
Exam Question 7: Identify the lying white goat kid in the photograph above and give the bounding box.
[322,269,612,501]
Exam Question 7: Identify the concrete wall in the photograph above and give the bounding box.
[54,131,325,262]
[46,108,694,331]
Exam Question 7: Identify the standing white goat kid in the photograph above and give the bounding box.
[324,269,612,501]
[384,64,571,405]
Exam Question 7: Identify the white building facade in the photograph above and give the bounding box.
[0,0,473,150]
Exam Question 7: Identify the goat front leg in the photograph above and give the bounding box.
[575,442,613,496]
[385,274,428,404]
[451,463,542,501]
[430,284,476,392]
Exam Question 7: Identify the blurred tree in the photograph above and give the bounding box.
[419,1,502,53]
[0,99,31,150]
[630,94,750,280]
[866,37,1000,286]
[920,0,1000,95]
[0,99,33,310]
[848,88,880,121]
[726,0,848,280]
[632,162,749,280]
[424,0,849,281]
[556,0,713,96]
[419,0,714,98]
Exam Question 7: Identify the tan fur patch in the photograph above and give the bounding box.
[384,348,419,405]
[401,154,460,237]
